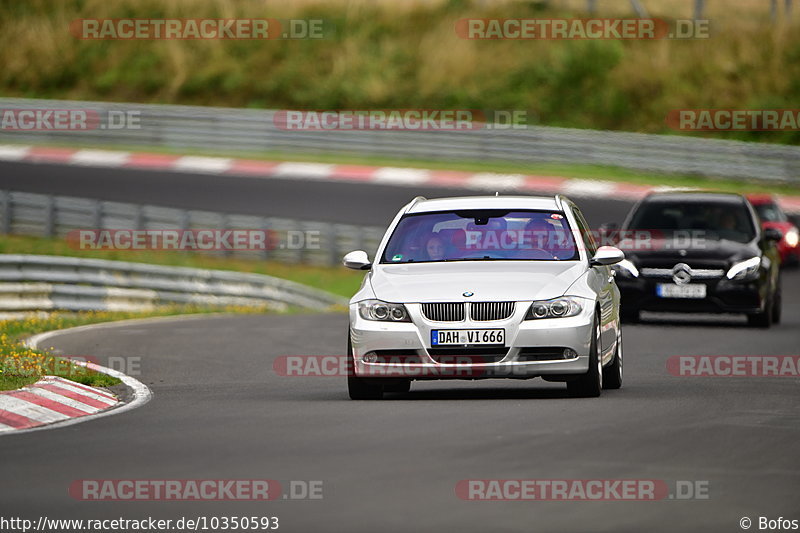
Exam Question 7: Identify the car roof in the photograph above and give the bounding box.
[641,191,747,205]
[745,194,777,205]
[406,195,561,214]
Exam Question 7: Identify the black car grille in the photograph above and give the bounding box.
[517,347,571,362]
[470,302,515,321]
[421,302,515,322]
[427,347,508,364]
[421,302,465,322]
[369,350,423,364]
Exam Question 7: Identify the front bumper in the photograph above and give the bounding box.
[615,275,763,314]
[349,301,594,379]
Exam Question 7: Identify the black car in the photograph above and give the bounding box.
[609,192,782,328]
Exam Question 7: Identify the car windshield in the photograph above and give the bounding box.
[753,203,787,223]
[627,201,757,243]
[380,210,579,263]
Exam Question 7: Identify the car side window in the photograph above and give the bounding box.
[571,207,598,257]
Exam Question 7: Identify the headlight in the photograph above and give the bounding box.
[785,229,799,248]
[726,257,761,280]
[524,297,584,320]
[613,259,639,278]
[358,300,411,322]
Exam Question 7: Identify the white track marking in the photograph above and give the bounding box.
[173,156,233,173]
[71,149,130,167]
[26,387,102,413]
[372,167,431,185]
[47,379,117,405]
[0,396,71,423]
[0,145,31,161]
[273,162,335,179]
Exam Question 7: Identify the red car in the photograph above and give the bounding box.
[747,194,800,267]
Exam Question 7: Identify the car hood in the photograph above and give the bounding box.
[620,237,758,266]
[368,261,585,303]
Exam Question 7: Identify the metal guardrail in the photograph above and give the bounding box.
[0,98,798,183]
[0,254,347,312]
[0,189,385,267]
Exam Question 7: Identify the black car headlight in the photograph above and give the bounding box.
[358,300,411,322]
[726,257,760,281]
[524,297,584,320]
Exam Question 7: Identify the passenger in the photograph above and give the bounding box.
[425,234,446,261]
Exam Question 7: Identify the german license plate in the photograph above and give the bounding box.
[656,283,707,299]
[431,329,505,346]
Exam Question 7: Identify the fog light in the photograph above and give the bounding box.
[563,348,578,359]
[363,353,378,363]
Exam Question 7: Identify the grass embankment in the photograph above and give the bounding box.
[1,0,798,144]
[0,233,364,390]
[0,308,260,391]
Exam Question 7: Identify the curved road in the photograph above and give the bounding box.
[0,281,798,531]
[1,160,799,531]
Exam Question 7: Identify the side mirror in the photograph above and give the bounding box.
[343,250,372,270]
[590,246,625,266]
[763,227,783,242]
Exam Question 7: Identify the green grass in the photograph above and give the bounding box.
[0,234,365,299]
[0,305,294,391]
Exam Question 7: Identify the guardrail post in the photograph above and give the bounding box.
[295,220,304,263]
[44,195,55,237]
[134,204,144,230]
[0,190,10,234]
[328,224,338,266]
[92,199,103,230]
[261,217,271,261]
[221,213,232,257]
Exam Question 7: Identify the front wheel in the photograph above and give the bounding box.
[567,315,602,398]
[347,332,383,400]
[602,333,623,390]
[747,293,773,329]
[772,284,782,325]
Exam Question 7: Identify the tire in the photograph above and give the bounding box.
[602,332,623,390]
[347,332,383,400]
[384,380,411,393]
[747,293,773,329]
[772,283,782,325]
[567,314,603,398]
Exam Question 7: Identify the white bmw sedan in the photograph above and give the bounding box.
[343,195,624,399]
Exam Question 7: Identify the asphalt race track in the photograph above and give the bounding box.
[0,160,635,226]
[1,161,799,532]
